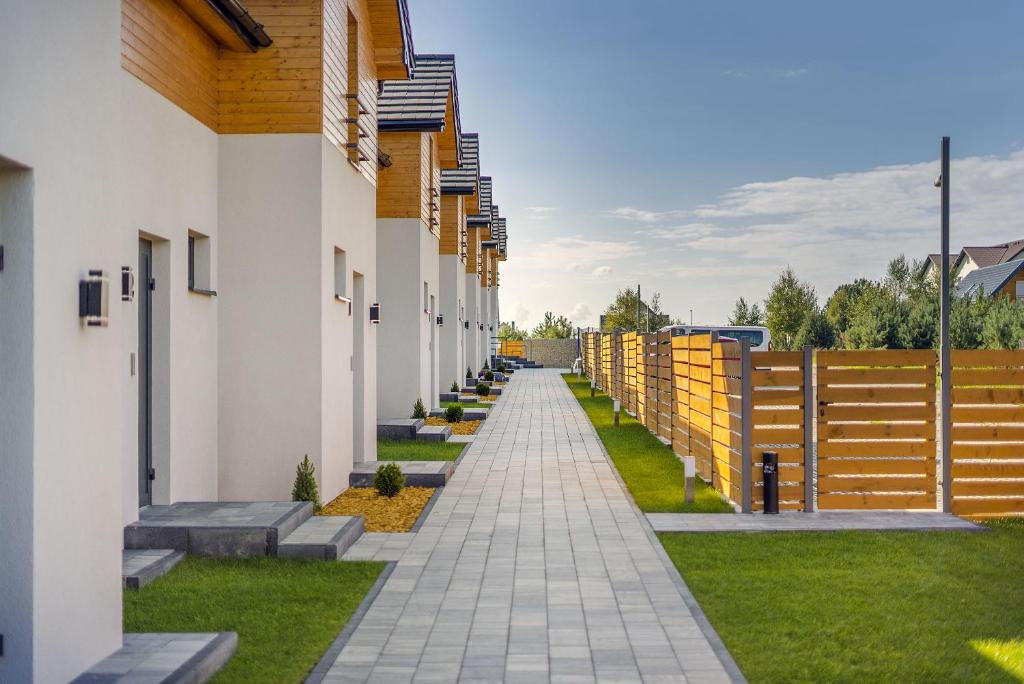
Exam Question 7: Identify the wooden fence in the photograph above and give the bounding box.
[499,339,525,358]
[578,330,1024,518]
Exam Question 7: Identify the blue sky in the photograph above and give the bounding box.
[410,1,1024,330]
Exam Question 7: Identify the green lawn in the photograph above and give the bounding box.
[660,520,1024,683]
[377,438,465,461]
[124,557,384,683]
[441,400,491,409]
[561,373,733,513]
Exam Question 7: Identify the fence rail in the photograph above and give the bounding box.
[578,330,1024,518]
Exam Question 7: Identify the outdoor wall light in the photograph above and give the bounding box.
[335,294,353,315]
[437,314,444,327]
[369,303,381,324]
[464,320,470,330]
[121,266,135,302]
[478,322,484,331]
[79,269,109,327]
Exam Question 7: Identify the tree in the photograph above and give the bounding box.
[602,288,672,332]
[825,278,875,335]
[981,295,1024,349]
[950,294,984,349]
[793,307,837,349]
[531,311,574,338]
[898,296,938,349]
[729,297,764,326]
[764,267,817,350]
[497,321,524,340]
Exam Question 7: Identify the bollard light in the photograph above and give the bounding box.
[613,399,620,426]
[590,379,596,398]
[762,451,779,514]
[683,456,696,504]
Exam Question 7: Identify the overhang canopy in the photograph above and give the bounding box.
[378,54,462,167]
[441,133,479,195]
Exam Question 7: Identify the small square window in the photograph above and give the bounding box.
[423,281,429,313]
[188,230,213,294]
[334,247,348,298]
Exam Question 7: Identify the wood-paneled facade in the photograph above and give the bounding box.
[121,0,410,185]
[440,194,467,260]
[376,130,441,236]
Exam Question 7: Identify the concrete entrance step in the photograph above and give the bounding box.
[71,632,237,683]
[429,407,488,420]
[416,424,451,441]
[438,392,460,402]
[463,386,501,395]
[122,549,185,589]
[377,418,425,440]
[124,501,312,558]
[278,515,364,560]
[350,460,455,488]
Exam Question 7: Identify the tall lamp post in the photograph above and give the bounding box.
[937,136,952,513]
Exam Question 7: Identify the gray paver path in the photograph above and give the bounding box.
[324,369,741,683]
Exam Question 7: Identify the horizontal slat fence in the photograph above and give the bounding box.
[711,340,744,503]
[817,350,937,510]
[671,334,690,460]
[657,331,673,442]
[687,334,714,480]
[951,350,1024,517]
[750,350,809,511]
[624,331,637,415]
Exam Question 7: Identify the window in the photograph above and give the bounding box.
[187,230,213,295]
[334,247,348,298]
[423,281,430,313]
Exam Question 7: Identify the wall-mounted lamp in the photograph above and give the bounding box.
[79,269,109,327]
[478,322,484,331]
[335,294,353,315]
[369,303,381,324]
[464,320,470,330]
[121,266,135,302]
[436,314,444,327]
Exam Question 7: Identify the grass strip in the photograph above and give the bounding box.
[377,439,465,461]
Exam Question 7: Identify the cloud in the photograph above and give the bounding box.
[608,206,688,223]
[592,266,613,277]
[569,303,592,323]
[523,206,558,220]
[509,303,530,326]
[517,235,643,273]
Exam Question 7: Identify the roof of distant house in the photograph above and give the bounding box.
[441,133,478,195]
[956,239,1024,270]
[921,253,956,274]
[956,258,1024,297]
[378,55,461,164]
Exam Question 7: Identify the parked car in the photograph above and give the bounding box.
[660,325,771,351]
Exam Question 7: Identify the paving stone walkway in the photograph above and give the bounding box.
[324,369,741,683]
[647,511,982,533]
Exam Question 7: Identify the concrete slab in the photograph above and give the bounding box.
[278,515,364,560]
[124,501,312,557]
[415,424,451,442]
[429,408,487,420]
[438,392,459,402]
[349,460,455,488]
[122,549,184,589]
[342,532,416,561]
[647,511,984,533]
[71,632,237,683]
[377,418,424,440]
[448,434,475,444]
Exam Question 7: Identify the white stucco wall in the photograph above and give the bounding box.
[479,284,491,367]
[120,72,220,525]
[464,272,481,375]
[377,219,441,418]
[0,2,124,681]
[439,254,467,392]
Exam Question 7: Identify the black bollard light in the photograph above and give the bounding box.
[762,451,779,514]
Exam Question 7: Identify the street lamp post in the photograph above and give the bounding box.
[938,136,952,514]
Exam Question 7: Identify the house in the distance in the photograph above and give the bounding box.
[956,259,1024,299]
[922,238,1024,283]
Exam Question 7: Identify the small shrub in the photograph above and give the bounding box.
[476,383,491,397]
[450,380,460,393]
[292,455,321,513]
[498,362,507,372]
[483,360,489,370]
[412,398,427,419]
[484,370,495,382]
[374,462,404,497]
[445,404,464,423]
[466,366,473,379]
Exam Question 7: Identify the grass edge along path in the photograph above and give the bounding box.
[659,521,1024,683]
[561,373,732,513]
[124,557,385,683]
[377,439,465,461]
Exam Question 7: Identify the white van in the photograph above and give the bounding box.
[660,325,771,351]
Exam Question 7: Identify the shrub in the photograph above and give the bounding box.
[450,380,460,393]
[374,462,404,497]
[497,362,507,372]
[483,360,489,370]
[291,455,321,513]
[412,398,427,419]
[445,404,464,423]
[476,383,491,397]
[484,370,495,382]
[466,366,473,379]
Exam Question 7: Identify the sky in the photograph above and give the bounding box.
[409,0,1024,331]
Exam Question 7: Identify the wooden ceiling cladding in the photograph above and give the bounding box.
[439,194,466,260]
[376,130,440,234]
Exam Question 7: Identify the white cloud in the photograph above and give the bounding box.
[523,206,558,220]
[592,265,613,277]
[569,303,592,323]
[509,303,530,327]
[722,67,809,80]
[608,206,688,223]
[516,235,643,273]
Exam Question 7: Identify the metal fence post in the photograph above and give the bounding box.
[939,136,953,514]
[741,337,752,514]
[803,345,815,512]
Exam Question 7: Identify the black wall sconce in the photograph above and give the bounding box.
[121,266,135,302]
[464,320,470,330]
[436,314,444,327]
[478,322,484,331]
[369,302,381,324]
[79,269,109,327]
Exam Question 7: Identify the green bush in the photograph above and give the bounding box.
[484,370,495,382]
[497,362,507,372]
[291,455,321,513]
[445,404,464,422]
[483,360,489,370]
[411,398,427,419]
[466,366,473,379]
[450,380,460,393]
[476,383,491,397]
[374,462,404,497]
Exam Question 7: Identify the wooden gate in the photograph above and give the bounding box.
[816,350,937,510]
[711,340,744,503]
[750,350,810,511]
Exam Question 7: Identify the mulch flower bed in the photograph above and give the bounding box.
[425,416,480,435]
[320,486,434,532]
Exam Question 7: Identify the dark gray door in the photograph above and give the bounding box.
[138,239,153,507]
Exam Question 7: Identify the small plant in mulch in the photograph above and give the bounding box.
[498,362,507,372]
[450,380,460,393]
[411,398,427,419]
[476,383,491,397]
[291,454,321,513]
[483,360,489,370]
[374,463,405,498]
[466,366,473,380]
[445,404,464,423]
[484,370,495,382]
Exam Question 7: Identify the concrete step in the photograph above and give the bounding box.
[429,408,488,420]
[465,377,478,386]
[415,424,451,441]
[72,633,238,684]
[277,515,364,560]
[124,501,313,558]
[464,386,501,396]
[439,392,460,402]
[377,418,425,440]
[350,460,455,488]
[122,549,185,589]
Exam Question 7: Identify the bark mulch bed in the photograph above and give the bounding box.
[320,487,435,532]
[425,416,480,435]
